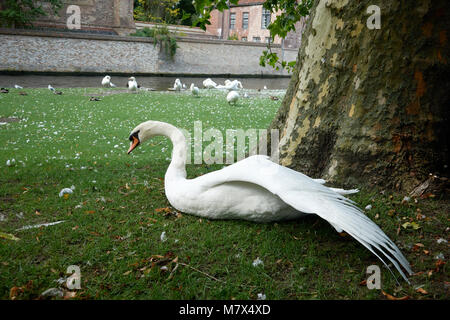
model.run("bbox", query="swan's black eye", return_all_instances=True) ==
[129,130,140,141]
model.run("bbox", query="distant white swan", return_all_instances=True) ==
[102,75,111,87]
[127,77,138,92]
[203,78,217,89]
[226,91,239,105]
[48,84,55,92]
[190,83,199,96]
[14,84,23,89]
[126,120,414,283]
[217,79,243,91]
[174,79,182,91]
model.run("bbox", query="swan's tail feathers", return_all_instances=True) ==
[329,188,359,195]
[281,191,413,283]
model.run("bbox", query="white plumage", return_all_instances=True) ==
[14,84,23,89]
[226,91,239,105]
[48,84,55,92]
[217,79,243,91]
[190,83,199,96]
[173,79,182,91]
[203,78,217,89]
[127,121,414,283]
[101,75,111,87]
[127,77,138,92]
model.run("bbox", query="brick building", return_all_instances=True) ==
[206,0,307,48]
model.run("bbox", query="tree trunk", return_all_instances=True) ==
[270,0,450,191]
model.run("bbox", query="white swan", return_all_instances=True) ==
[127,77,138,92]
[127,120,413,283]
[102,75,111,87]
[226,91,239,105]
[174,79,182,91]
[217,80,243,91]
[203,78,217,89]
[190,83,199,96]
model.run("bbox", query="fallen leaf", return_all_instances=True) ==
[421,192,435,199]
[402,222,421,230]
[123,270,132,276]
[10,286,23,300]
[416,287,428,295]
[382,290,410,300]
[435,259,446,272]
[359,280,367,286]
[155,207,171,214]
[0,232,20,241]
[84,210,95,214]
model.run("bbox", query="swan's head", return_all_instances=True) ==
[128,77,136,81]
[104,75,110,80]
[127,120,158,154]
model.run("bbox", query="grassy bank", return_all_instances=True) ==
[0,88,448,299]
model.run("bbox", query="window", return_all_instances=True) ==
[261,8,271,29]
[230,13,236,29]
[265,37,271,43]
[242,12,249,29]
[241,37,247,41]
[253,36,261,42]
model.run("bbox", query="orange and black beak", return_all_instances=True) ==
[127,132,140,154]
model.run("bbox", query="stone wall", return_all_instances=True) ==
[0,29,297,77]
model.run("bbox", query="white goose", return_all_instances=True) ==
[127,120,413,283]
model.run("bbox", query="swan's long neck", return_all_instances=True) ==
[153,122,187,182]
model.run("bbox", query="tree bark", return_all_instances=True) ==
[270,0,450,191]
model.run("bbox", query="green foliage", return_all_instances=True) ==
[227,32,239,41]
[189,0,313,73]
[130,25,179,59]
[0,0,62,28]
[134,0,180,24]
[134,0,198,26]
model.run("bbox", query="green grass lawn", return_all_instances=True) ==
[0,88,448,300]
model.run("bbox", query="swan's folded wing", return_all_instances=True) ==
[194,155,413,282]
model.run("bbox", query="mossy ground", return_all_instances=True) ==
[0,88,448,299]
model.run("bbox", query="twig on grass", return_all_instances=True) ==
[178,262,225,283]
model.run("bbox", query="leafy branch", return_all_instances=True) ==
[188,0,313,72]
[130,25,179,59]
[0,0,63,28]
